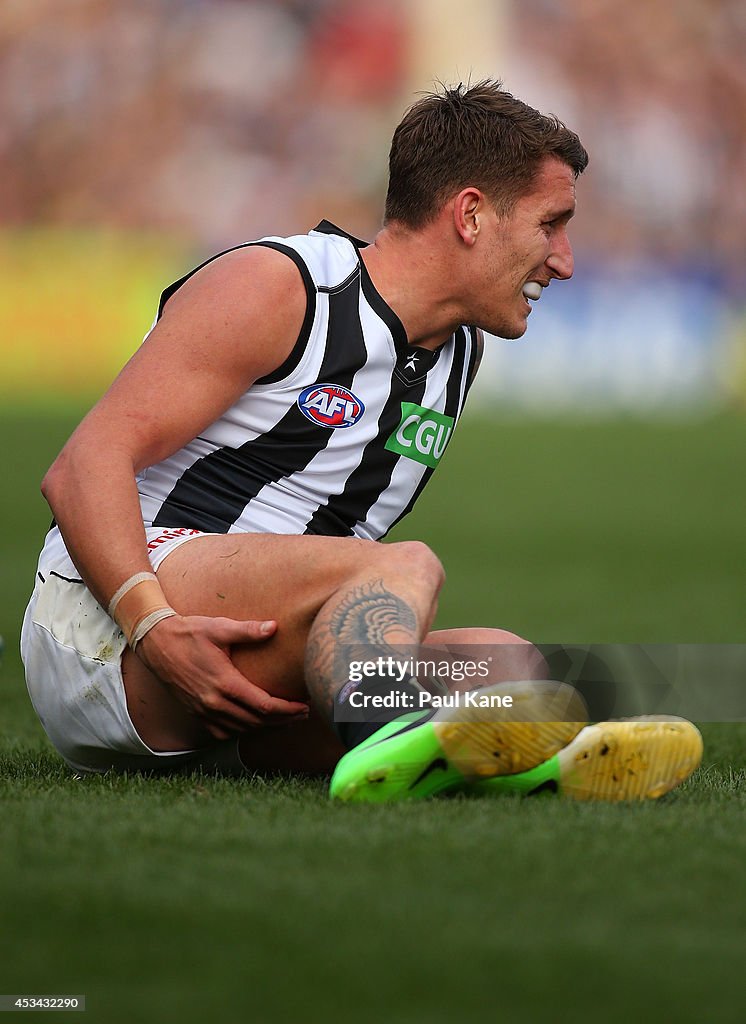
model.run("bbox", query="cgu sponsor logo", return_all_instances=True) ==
[385,402,455,468]
[297,383,365,428]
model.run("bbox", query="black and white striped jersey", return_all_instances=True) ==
[137,221,481,541]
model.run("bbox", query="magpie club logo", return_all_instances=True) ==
[297,384,365,428]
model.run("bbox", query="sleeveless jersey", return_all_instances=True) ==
[137,221,480,541]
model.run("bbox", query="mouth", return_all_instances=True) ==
[522,281,544,302]
[521,281,545,317]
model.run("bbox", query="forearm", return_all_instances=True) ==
[42,441,159,612]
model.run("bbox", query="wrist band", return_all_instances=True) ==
[130,607,178,652]
[108,572,158,618]
[107,572,176,650]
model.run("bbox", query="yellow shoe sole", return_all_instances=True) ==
[435,679,588,778]
[556,717,703,801]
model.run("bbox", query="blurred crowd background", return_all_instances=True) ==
[1,0,745,409]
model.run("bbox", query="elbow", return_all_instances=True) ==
[40,453,68,511]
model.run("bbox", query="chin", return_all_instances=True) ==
[475,306,529,340]
[490,321,528,341]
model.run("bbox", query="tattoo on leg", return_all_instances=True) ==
[330,579,417,645]
[305,579,419,717]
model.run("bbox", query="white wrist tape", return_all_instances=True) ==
[129,607,178,652]
[107,572,158,618]
[107,571,176,650]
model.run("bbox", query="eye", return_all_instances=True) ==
[542,211,574,231]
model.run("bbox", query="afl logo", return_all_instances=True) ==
[297,384,365,428]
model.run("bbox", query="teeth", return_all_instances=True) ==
[522,282,543,301]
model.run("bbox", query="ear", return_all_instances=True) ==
[452,188,484,246]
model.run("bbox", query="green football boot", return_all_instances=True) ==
[329,679,588,803]
[468,717,703,801]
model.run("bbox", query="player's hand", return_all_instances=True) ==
[135,614,309,739]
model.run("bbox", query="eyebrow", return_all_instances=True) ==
[544,206,576,224]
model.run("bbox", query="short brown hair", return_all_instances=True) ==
[384,79,588,227]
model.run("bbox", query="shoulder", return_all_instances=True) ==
[277,226,364,291]
[162,243,308,323]
[155,244,309,373]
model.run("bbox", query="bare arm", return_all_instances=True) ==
[42,245,311,736]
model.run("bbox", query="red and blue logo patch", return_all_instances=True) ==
[297,383,365,428]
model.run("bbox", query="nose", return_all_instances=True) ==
[546,229,574,281]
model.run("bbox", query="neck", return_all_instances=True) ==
[360,222,465,350]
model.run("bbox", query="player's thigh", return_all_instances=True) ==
[121,533,438,751]
[151,532,402,697]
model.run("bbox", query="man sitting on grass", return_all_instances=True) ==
[21,80,702,800]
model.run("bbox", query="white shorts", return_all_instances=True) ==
[20,525,244,776]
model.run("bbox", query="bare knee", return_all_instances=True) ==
[383,540,445,593]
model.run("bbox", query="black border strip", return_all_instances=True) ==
[318,266,361,295]
[252,242,317,385]
[313,219,370,250]
[358,257,409,352]
[48,570,84,585]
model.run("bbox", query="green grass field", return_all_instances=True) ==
[2,408,745,1023]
